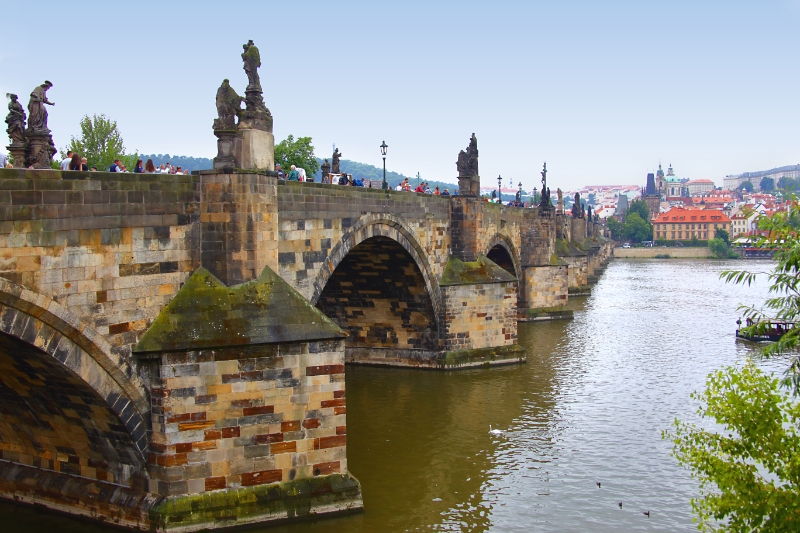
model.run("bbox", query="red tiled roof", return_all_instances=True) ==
[656,207,731,224]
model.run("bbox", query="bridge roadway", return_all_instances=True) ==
[0,167,611,530]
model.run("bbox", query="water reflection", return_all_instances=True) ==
[0,259,784,533]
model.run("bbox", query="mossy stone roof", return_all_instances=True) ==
[134,266,345,354]
[439,255,516,286]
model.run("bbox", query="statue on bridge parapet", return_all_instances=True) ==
[332,148,341,174]
[572,192,583,218]
[213,79,243,131]
[321,158,331,183]
[456,133,480,196]
[213,41,274,170]
[5,93,28,168]
[24,81,57,169]
[557,187,563,213]
[538,162,552,210]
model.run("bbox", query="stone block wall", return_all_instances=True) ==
[569,217,587,244]
[520,209,555,268]
[523,265,569,309]
[0,168,200,388]
[146,340,348,496]
[564,256,588,288]
[199,171,277,286]
[441,281,517,352]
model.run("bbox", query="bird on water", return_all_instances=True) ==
[489,425,503,436]
[596,482,601,488]
[618,502,623,509]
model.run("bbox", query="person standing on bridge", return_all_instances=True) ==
[287,165,299,181]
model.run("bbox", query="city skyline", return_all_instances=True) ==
[2,1,798,191]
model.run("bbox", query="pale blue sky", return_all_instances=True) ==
[2,1,798,191]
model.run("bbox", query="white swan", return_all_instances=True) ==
[489,425,503,436]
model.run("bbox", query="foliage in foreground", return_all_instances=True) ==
[664,362,800,532]
[721,196,800,391]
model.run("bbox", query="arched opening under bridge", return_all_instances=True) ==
[0,331,147,488]
[486,244,517,278]
[315,236,440,359]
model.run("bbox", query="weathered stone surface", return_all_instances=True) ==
[134,266,344,354]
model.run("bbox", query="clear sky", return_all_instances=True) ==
[2,1,798,191]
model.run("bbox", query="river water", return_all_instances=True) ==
[0,259,787,532]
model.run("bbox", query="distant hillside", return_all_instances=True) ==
[314,158,458,192]
[140,154,213,171]
[139,153,462,193]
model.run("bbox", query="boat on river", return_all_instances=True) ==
[735,319,796,342]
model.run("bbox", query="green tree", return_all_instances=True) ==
[739,181,754,193]
[760,176,775,193]
[62,114,136,171]
[607,216,622,240]
[708,238,728,258]
[777,176,797,191]
[715,228,730,244]
[722,196,800,389]
[627,199,651,222]
[664,361,800,532]
[274,135,319,177]
[621,212,651,243]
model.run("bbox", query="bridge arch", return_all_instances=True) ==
[0,278,150,465]
[309,214,442,322]
[485,233,521,279]
[310,215,442,356]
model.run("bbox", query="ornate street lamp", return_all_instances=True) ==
[518,181,523,205]
[533,186,538,205]
[380,141,388,190]
[497,175,502,203]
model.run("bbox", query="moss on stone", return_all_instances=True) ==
[441,344,525,367]
[148,473,362,530]
[439,255,516,286]
[134,266,345,354]
[555,238,587,257]
[525,306,574,320]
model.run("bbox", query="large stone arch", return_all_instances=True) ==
[309,214,442,324]
[0,277,149,460]
[484,233,521,279]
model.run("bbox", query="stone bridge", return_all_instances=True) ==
[0,166,611,530]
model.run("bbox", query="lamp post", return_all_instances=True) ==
[416,172,421,188]
[533,186,538,205]
[497,175,502,203]
[518,182,523,206]
[380,141,388,190]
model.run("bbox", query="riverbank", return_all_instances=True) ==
[613,247,712,258]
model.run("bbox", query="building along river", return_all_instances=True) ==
[0,258,786,532]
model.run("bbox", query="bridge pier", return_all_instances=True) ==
[134,266,362,531]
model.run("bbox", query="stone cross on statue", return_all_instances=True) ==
[541,162,547,192]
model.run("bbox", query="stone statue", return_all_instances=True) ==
[332,148,341,174]
[321,159,331,182]
[214,79,243,130]
[456,133,479,177]
[541,162,548,191]
[572,193,582,218]
[242,40,261,90]
[26,81,54,133]
[5,94,26,145]
[557,188,563,212]
[587,204,592,221]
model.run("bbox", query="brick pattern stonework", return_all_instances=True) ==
[523,265,569,308]
[146,341,347,496]
[442,282,517,352]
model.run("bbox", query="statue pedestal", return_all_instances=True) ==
[25,131,56,169]
[5,144,27,169]
[238,128,274,171]
[213,130,242,170]
[457,175,480,197]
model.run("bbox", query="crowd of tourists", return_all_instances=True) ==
[52,151,191,174]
